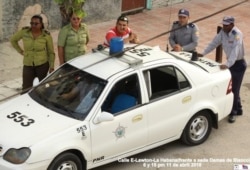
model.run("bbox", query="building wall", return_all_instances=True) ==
[84,0,121,24]
[152,0,188,8]
[0,0,187,42]
[1,0,61,41]
[0,0,2,40]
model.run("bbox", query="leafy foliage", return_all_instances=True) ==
[54,0,87,26]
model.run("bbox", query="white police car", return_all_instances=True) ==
[0,44,233,170]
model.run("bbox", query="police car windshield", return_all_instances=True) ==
[30,64,107,120]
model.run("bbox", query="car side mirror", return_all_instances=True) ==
[94,111,114,124]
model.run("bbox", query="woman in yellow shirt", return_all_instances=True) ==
[57,11,90,65]
[10,15,55,94]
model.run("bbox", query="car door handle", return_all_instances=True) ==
[182,96,192,104]
[132,114,143,123]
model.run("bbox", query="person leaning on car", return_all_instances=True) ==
[168,9,199,52]
[199,16,247,123]
[104,15,139,47]
[10,15,55,94]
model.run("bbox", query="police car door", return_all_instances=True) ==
[143,64,194,143]
[90,73,147,164]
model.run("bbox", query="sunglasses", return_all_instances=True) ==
[119,17,128,22]
[30,22,40,26]
[72,17,81,21]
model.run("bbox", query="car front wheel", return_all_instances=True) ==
[181,111,212,146]
[48,152,84,170]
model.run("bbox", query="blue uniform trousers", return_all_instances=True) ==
[229,59,247,115]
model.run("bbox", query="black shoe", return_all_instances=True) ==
[228,115,236,123]
[237,110,243,116]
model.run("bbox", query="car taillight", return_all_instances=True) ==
[226,79,232,94]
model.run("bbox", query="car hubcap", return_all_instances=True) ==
[189,116,208,141]
[57,161,78,170]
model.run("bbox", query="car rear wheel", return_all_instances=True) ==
[181,111,212,146]
[48,152,84,170]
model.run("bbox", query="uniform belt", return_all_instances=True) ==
[28,49,46,52]
[235,59,245,64]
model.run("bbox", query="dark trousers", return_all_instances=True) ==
[22,62,49,93]
[229,59,247,115]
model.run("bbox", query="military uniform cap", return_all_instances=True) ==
[178,9,189,17]
[222,16,235,25]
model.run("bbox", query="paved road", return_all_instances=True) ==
[0,0,250,169]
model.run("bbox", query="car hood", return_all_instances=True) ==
[0,94,81,152]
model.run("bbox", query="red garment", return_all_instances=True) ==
[104,27,132,47]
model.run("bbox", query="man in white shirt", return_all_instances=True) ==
[201,16,247,123]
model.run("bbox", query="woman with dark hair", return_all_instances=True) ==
[104,15,139,47]
[57,11,90,65]
[10,15,55,94]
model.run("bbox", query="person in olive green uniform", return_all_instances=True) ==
[58,11,90,65]
[10,15,55,94]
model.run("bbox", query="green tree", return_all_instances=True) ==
[54,0,87,27]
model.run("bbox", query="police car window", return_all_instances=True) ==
[101,74,140,115]
[144,65,190,100]
[144,70,152,98]
[175,68,191,89]
[30,64,107,120]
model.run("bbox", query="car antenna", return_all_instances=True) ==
[105,0,248,58]
[131,0,248,50]
[0,0,248,103]
[166,0,174,52]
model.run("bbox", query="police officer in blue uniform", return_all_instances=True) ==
[169,9,199,52]
[201,16,247,123]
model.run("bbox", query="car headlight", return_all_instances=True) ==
[3,147,31,164]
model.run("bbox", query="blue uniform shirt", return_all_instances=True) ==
[202,26,245,68]
[169,21,199,52]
